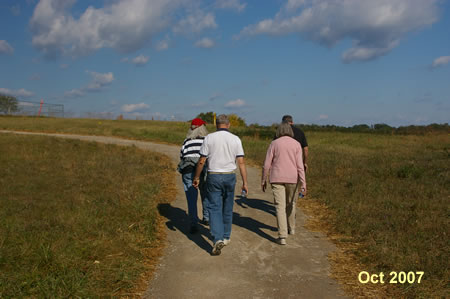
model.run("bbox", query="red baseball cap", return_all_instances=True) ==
[191,118,206,127]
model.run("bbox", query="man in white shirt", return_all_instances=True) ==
[193,114,248,256]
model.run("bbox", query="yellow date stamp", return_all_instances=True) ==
[358,271,424,284]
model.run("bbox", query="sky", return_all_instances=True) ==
[0,0,449,126]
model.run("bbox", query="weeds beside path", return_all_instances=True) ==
[1,130,350,298]
[0,132,176,297]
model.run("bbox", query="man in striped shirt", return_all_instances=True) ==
[178,118,210,233]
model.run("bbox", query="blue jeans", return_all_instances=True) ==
[182,170,209,226]
[206,173,236,243]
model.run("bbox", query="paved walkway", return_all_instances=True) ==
[1,130,347,299]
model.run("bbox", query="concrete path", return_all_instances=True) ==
[1,130,348,299]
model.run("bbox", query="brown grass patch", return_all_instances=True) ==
[299,197,401,299]
[122,161,178,298]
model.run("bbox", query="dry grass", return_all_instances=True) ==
[0,133,177,297]
[299,198,395,298]
[1,116,448,298]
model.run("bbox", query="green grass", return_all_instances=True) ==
[0,133,174,297]
[1,116,449,297]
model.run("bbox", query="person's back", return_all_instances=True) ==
[262,122,306,245]
[265,136,303,184]
[201,129,244,172]
[193,114,248,256]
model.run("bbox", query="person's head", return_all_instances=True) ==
[276,122,294,138]
[282,115,294,125]
[186,118,208,139]
[216,114,230,129]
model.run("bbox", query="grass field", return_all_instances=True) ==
[0,133,175,297]
[1,116,449,297]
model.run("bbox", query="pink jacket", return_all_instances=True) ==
[262,136,306,188]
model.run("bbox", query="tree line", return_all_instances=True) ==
[195,111,449,136]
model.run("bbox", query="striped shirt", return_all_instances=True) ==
[180,137,205,159]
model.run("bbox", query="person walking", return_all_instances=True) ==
[280,115,308,172]
[262,122,306,245]
[193,114,248,256]
[177,118,210,234]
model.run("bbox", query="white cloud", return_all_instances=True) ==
[237,0,440,62]
[225,98,246,108]
[156,37,170,51]
[64,89,85,98]
[30,74,41,80]
[0,40,14,55]
[29,0,183,58]
[195,37,215,48]
[0,88,35,98]
[209,92,221,101]
[215,0,247,13]
[431,56,450,68]
[121,102,150,113]
[85,71,114,91]
[318,114,329,120]
[64,71,114,98]
[173,10,217,35]
[11,4,21,16]
[131,54,149,66]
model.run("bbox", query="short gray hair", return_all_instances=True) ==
[216,114,229,125]
[276,122,294,138]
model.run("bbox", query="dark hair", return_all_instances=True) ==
[282,115,293,123]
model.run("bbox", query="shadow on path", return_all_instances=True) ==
[157,203,212,253]
[232,210,277,243]
[235,196,276,217]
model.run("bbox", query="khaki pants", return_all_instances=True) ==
[271,183,298,238]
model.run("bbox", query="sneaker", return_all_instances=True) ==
[189,225,198,234]
[277,238,287,245]
[211,241,225,255]
[223,238,231,246]
[199,219,209,226]
[288,229,295,235]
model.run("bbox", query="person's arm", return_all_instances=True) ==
[303,146,308,172]
[261,143,274,192]
[192,157,207,188]
[297,146,307,196]
[236,157,248,195]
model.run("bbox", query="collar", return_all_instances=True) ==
[217,128,230,132]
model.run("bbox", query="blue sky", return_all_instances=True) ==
[1,0,449,126]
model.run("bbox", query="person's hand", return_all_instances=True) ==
[192,177,200,189]
[261,181,267,192]
[300,187,307,197]
[242,183,248,194]
[304,163,308,173]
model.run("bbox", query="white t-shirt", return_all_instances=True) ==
[199,129,244,172]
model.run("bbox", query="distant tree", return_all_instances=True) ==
[373,123,393,133]
[196,111,214,124]
[0,94,18,115]
[228,113,246,127]
[352,124,370,132]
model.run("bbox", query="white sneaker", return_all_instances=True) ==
[223,238,231,246]
[288,229,295,235]
[212,241,225,255]
[277,238,287,245]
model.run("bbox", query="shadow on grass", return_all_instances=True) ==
[157,203,212,253]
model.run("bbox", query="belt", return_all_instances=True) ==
[208,171,235,174]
